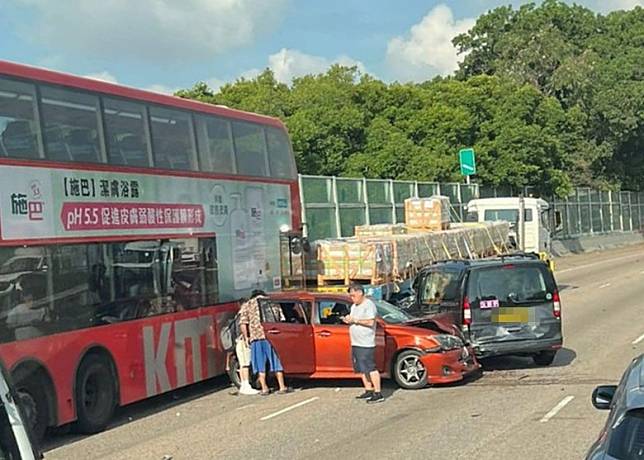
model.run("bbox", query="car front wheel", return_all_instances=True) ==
[393,350,428,389]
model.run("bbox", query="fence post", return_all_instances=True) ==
[298,174,308,237]
[389,179,396,224]
[331,176,341,238]
[363,177,370,226]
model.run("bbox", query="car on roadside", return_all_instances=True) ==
[410,253,563,366]
[586,353,644,460]
[229,292,480,390]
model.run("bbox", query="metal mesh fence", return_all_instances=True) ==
[300,175,643,241]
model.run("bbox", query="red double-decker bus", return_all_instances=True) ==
[0,60,301,439]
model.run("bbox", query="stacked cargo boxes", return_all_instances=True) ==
[316,238,393,286]
[404,196,450,231]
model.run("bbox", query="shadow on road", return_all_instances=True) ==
[558,284,579,292]
[290,377,401,399]
[42,375,231,453]
[480,347,577,371]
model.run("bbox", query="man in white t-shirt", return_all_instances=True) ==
[342,283,384,404]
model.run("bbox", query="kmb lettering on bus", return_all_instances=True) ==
[142,315,216,397]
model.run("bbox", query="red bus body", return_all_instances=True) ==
[0,60,300,435]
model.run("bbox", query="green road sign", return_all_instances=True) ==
[459,148,476,176]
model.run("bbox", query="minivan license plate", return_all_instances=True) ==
[493,307,530,323]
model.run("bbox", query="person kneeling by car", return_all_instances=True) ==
[239,290,292,396]
[343,283,385,404]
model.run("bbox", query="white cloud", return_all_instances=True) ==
[15,0,288,63]
[266,48,367,84]
[386,4,476,81]
[583,0,643,12]
[83,71,118,84]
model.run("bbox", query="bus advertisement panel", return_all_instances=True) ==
[0,164,293,296]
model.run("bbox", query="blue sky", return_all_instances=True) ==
[0,0,641,94]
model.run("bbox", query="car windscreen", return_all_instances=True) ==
[483,208,533,222]
[467,264,554,305]
[373,300,415,324]
[607,408,644,460]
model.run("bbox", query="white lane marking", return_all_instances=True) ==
[633,333,644,345]
[540,396,575,423]
[260,397,319,421]
[557,253,644,274]
[599,283,611,289]
[236,404,256,411]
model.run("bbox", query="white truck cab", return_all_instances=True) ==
[465,197,558,254]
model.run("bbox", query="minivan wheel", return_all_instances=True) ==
[533,350,557,366]
[394,350,428,389]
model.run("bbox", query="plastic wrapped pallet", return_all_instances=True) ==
[404,196,450,231]
[355,224,407,238]
[316,238,393,285]
[364,235,416,280]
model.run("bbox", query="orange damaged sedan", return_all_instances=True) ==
[240,291,480,389]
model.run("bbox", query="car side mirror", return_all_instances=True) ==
[592,385,617,410]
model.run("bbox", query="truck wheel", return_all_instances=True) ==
[532,350,557,366]
[13,368,50,442]
[75,355,117,434]
[393,350,428,389]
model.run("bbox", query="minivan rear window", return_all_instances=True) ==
[467,265,553,304]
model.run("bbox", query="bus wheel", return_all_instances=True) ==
[13,368,50,442]
[227,354,260,390]
[75,355,117,434]
[227,354,242,388]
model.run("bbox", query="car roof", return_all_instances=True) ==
[422,254,547,272]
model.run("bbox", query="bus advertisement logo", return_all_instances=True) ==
[10,180,45,221]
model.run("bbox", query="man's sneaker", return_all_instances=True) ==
[366,392,385,404]
[355,390,373,400]
[239,384,260,396]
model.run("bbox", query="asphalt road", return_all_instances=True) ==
[44,244,644,460]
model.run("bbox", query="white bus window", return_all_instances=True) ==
[232,121,267,177]
[266,127,295,179]
[40,85,102,163]
[0,77,40,159]
[195,115,235,174]
[103,98,150,167]
[149,106,195,171]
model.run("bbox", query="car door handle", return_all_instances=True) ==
[317,331,331,337]
[267,329,281,335]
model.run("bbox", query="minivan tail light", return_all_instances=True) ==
[463,296,471,326]
[553,291,561,319]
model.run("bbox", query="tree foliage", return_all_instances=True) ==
[177,1,643,196]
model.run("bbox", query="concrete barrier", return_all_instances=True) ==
[551,232,644,257]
